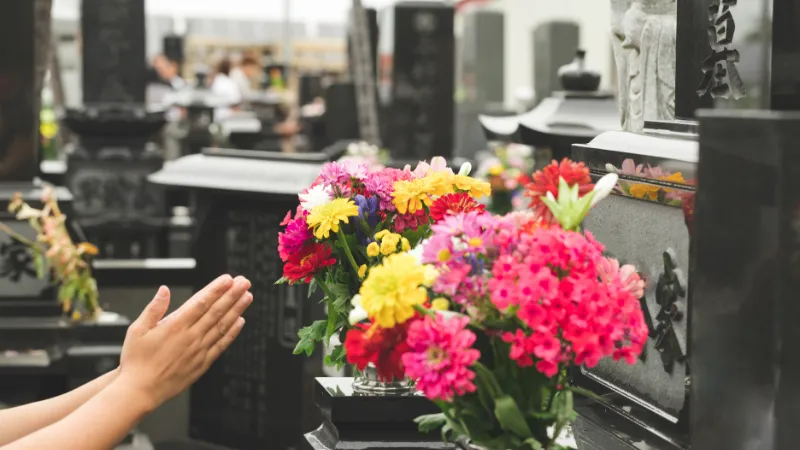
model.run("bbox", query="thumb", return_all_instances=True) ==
[134,286,171,332]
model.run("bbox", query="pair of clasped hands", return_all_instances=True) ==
[121,274,253,408]
[0,274,252,450]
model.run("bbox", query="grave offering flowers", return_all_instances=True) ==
[476,145,534,215]
[606,158,689,206]
[344,159,649,449]
[0,187,100,320]
[276,157,491,369]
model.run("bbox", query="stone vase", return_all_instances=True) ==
[351,363,415,395]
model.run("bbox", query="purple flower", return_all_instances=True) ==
[353,194,380,243]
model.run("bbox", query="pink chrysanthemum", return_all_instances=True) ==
[402,314,481,402]
[278,209,313,262]
[363,168,413,212]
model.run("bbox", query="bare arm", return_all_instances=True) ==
[1,379,152,450]
[0,368,120,446]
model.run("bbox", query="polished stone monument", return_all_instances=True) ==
[379,2,455,165]
[691,109,800,450]
[63,0,168,259]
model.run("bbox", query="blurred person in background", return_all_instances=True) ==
[230,56,261,100]
[210,58,242,121]
[152,54,185,91]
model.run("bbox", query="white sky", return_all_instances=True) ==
[53,0,397,22]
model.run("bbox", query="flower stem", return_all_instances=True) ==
[315,275,337,300]
[336,230,361,275]
[0,222,43,249]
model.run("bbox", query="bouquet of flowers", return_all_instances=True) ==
[277,157,491,369]
[0,187,100,320]
[476,145,534,215]
[344,159,649,449]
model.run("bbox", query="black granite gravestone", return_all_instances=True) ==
[81,0,147,105]
[676,0,773,116]
[0,0,37,182]
[64,0,168,259]
[149,149,327,450]
[379,2,455,165]
[691,109,800,450]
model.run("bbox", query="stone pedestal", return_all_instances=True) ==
[149,148,330,450]
[304,378,450,450]
[62,107,168,259]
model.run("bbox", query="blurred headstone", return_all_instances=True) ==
[533,21,579,107]
[379,2,455,165]
[81,0,146,105]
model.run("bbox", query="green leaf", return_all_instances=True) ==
[415,413,447,433]
[324,343,347,369]
[33,252,46,279]
[308,278,318,297]
[274,277,289,285]
[523,437,544,450]
[494,395,533,439]
[293,320,327,356]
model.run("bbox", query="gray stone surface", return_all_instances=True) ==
[582,194,689,419]
[533,21,579,105]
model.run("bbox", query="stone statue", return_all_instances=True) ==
[610,0,676,132]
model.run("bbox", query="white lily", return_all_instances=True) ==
[458,161,472,176]
[348,294,368,325]
[591,173,619,206]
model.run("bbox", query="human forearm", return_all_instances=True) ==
[2,378,153,450]
[0,368,119,445]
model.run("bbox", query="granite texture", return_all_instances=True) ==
[582,195,690,419]
[691,110,800,449]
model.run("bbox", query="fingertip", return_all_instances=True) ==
[219,274,234,287]
[157,285,170,298]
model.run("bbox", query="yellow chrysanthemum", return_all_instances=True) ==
[431,297,450,311]
[453,175,492,199]
[375,230,391,240]
[401,237,411,252]
[358,264,367,279]
[392,178,434,214]
[367,242,380,257]
[359,253,429,328]
[380,233,402,256]
[306,198,359,239]
[423,171,456,196]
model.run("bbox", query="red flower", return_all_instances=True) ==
[429,193,487,222]
[283,243,336,284]
[525,159,594,222]
[345,320,414,382]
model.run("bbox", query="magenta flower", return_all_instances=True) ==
[278,209,313,263]
[363,168,413,212]
[402,314,481,402]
